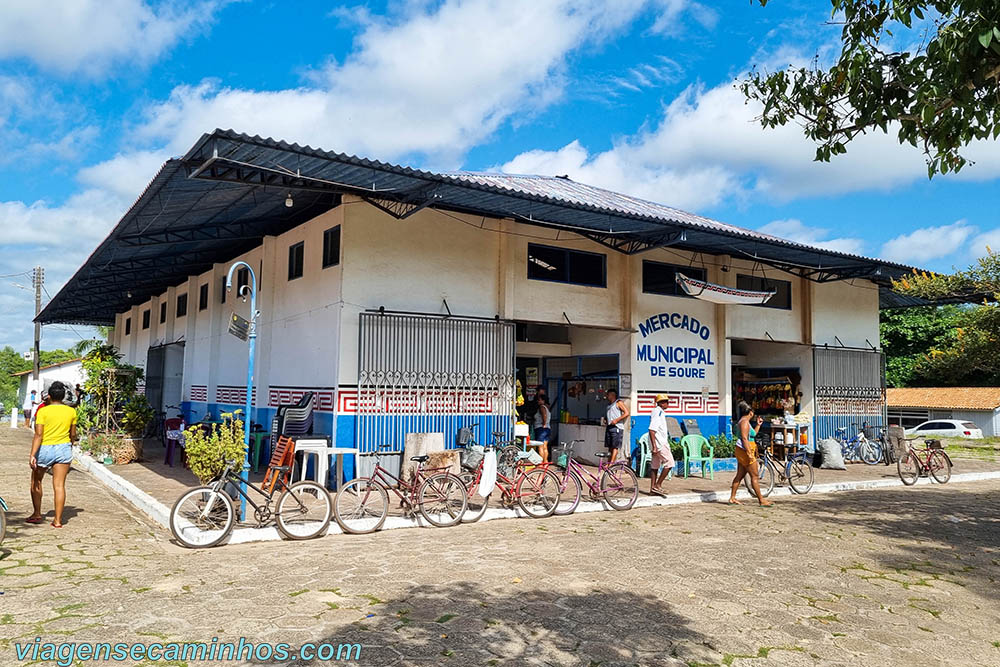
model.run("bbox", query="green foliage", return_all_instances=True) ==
[120,394,154,437]
[184,420,247,483]
[0,345,79,413]
[708,434,737,459]
[80,345,143,433]
[880,306,963,386]
[743,1,1000,177]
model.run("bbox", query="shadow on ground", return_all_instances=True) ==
[301,581,708,666]
[782,484,1000,599]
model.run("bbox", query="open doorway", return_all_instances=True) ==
[145,342,185,415]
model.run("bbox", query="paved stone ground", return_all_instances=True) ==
[1,428,999,666]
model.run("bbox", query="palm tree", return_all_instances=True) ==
[72,326,113,357]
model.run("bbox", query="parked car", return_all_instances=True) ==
[905,419,983,439]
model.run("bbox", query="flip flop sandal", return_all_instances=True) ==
[24,517,44,524]
[50,522,63,528]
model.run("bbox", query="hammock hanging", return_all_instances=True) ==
[675,272,775,305]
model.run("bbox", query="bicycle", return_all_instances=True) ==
[897,439,952,485]
[457,442,562,523]
[548,440,639,515]
[744,441,814,496]
[835,423,882,465]
[0,494,7,546]
[333,447,468,534]
[169,457,332,548]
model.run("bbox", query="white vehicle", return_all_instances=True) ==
[905,419,984,439]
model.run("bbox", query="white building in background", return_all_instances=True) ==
[39,130,919,478]
[13,358,85,413]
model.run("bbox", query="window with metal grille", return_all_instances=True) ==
[176,293,188,318]
[736,274,792,309]
[199,283,209,311]
[322,226,341,268]
[141,309,150,330]
[159,301,166,323]
[642,261,706,297]
[288,241,304,280]
[527,243,606,288]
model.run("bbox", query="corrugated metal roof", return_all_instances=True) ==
[887,387,1000,411]
[38,128,929,325]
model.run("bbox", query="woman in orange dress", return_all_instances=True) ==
[728,401,773,507]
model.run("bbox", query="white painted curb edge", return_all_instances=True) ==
[74,452,172,529]
[78,454,1000,547]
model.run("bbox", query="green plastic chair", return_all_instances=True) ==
[636,432,673,479]
[636,433,652,477]
[680,434,714,479]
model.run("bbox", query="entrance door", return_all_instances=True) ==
[144,343,185,415]
[813,347,885,439]
[357,313,515,468]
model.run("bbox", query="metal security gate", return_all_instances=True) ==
[813,347,886,440]
[356,312,516,470]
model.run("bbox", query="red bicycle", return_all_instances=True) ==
[333,447,467,534]
[458,443,562,523]
[897,439,952,485]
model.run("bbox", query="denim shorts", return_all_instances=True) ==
[36,443,73,468]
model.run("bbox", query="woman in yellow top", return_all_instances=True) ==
[727,401,773,507]
[27,381,77,527]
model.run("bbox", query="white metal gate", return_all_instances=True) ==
[356,312,516,465]
[813,347,886,439]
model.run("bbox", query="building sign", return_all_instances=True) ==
[636,311,715,380]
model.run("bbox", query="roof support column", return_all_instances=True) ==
[497,219,515,321]
[253,235,279,425]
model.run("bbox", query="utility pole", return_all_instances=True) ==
[32,266,43,386]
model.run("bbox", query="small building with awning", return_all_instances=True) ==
[38,129,923,466]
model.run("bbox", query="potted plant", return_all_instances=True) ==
[116,395,154,463]
[184,419,247,484]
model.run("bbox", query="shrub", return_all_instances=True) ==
[708,434,737,458]
[184,419,247,483]
[120,394,154,437]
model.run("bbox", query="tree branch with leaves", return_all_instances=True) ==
[742,1,1000,177]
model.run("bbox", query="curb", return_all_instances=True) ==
[77,455,1000,546]
[74,452,172,529]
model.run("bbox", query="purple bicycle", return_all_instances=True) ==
[549,440,639,514]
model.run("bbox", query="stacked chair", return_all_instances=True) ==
[268,392,315,445]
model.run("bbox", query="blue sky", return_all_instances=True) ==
[1,0,998,351]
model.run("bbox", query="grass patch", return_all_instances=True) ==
[360,594,385,605]
[435,614,457,624]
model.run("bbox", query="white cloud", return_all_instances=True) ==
[880,221,976,263]
[968,229,1000,259]
[757,219,865,255]
[0,0,227,76]
[77,150,171,201]
[650,0,718,35]
[126,0,649,165]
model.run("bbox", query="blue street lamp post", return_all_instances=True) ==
[226,261,258,520]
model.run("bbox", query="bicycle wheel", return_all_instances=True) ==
[928,450,952,484]
[458,472,490,523]
[601,464,639,510]
[859,439,882,465]
[897,451,920,486]
[743,460,767,495]
[787,457,814,494]
[275,481,333,540]
[334,478,389,534]
[417,473,468,528]
[554,470,582,516]
[0,507,6,547]
[170,486,235,549]
[516,467,561,518]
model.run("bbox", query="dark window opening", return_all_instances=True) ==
[176,293,188,318]
[736,274,792,309]
[288,241,304,280]
[322,226,341,268]
[199,283,209,311]
[124,317,131,336]
[159,301,166,323]
[237,267,249,293]
[527,243,606,288]
[220,276,227,304]
[642,261,707,297]
[141,309,150,330]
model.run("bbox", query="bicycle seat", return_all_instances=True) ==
[492,431,506,439]
[410,455,429,463]
[595,452,610,459]
[270,465,291,472]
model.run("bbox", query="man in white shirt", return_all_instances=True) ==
[648,394,675,496]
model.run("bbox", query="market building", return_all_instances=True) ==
[39,130,918,474]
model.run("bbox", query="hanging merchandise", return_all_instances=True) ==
[676,272,775,305]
